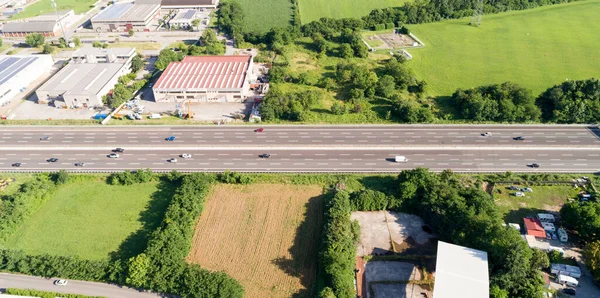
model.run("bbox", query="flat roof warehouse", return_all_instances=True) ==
[92,2,160,23]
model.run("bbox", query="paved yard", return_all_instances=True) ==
[363,261,426,298]
[10,100,105,120]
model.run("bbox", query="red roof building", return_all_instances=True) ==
[152,55,254,103]
[523,218,547,238]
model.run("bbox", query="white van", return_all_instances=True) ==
[557,228,568,242]
[149,113,162,119]
[557,274,578,287]
[395,156,408,163]
[538,213,556,223]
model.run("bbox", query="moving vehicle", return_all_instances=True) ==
[47,158,58,162]
[395,156,408,163]
[562,287,576,296]
[12,163,21,167]
[168,158,177,163]
[513,136,525,141]
[254,128,264,133]
[181,154,192,158]
[54,279,68,286]
[74,162,85,167]
[40,136,51,141]
[108,153,119,158]
[259,153,271,158]
[529,163,540,168]
[165,136,176,141]
[114,148,125,152]
[482,132,492,137]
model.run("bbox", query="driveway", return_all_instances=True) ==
[0,273,168,298]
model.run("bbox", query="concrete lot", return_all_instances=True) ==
[371,283,429,298]
[351,211,436,256]
[10,99,106,120]
[364,261,425,298]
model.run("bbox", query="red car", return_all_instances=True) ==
[254,128,264,133]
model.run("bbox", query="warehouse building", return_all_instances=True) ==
[153,55,255,103]
[433,241,489,298]
[91,2,160,32]
[0,10,74,37]
[36,48,135,108]
[0,55,53,106]
[160,0,218,10]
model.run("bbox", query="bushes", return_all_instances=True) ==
[107,169,156,185]
[349,189,389,211]
[219,170,255,184]
[560,201,600,242]
[5,289,103,298]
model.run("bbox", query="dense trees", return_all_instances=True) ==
[560,201,600,243]
[391,96,435,123]
[25,33,44,47]
[155,49,184,71]
[536,78,600,123]
[584,241,600,284]
[198,29,225,55]
[259,86,321,121]
[217,0,244,37]
[130,54,144,73]
[452,82,541,122]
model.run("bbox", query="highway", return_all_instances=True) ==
[0,125,598,173]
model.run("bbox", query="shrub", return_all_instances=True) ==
[219,170,254,184]
[107,169,155,185]
[386,22,395,29]
[331,102,347,115]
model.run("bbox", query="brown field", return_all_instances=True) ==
[187,184,324,298]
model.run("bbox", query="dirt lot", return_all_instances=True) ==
[187,184,324,298]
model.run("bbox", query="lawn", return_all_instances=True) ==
[233,0,292,33]
[493,184,579,223]
[298,0,408,23]
[9,0,96,20]
[187,184,324,298]
[4,178,171,260]
[107,42,162,51]
[408,0,600,96]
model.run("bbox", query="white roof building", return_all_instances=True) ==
[433,241,489,298]
[0,55,53,107]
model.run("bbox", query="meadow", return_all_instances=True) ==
[187,184,324,298]
[9,0,96,20]
[4,178,170,260]
[298,0,408,23]
[408,0,600,96]
[233,0,293,33]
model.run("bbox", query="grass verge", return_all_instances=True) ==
[233,0,293,33]
[298,0,408,23]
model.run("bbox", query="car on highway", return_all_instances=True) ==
[75,162,85,167]
[165,136,176,141]
[114,148,125,152]
[168,158,178,163]
[254,128,264,133]
[11,162,21,167]
[562,287,576,296]
[482,132,492,137]
[47,158,58,162]
[529,163,540,168]
[259,153,271,158]
[513,136,525,141]
[181,153,192,158]
[40,136,51,141]
[54,279,68,286]
[108,153,120,158]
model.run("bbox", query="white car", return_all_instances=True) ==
[181,153,192,158]
[514,192,525,197]
[54,279,68,286]
[108,153,120,158]
[522,187,533,192]
[168,158,178,163]
[482,132,492,137]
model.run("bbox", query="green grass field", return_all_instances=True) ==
[494,184,578,223]
[9,0,96,20]
[298,0,408,23]
[233,0,292,33]
[4,178,171,260]
[408,0,600,96]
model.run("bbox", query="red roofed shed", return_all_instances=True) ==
[523,218,546,238]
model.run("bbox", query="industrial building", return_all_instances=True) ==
[433,241,489,298]
[0,55,53,106]
[153,55,255,103]
[168,9,197,29]
[0,10,74,37]
[91,2,160,32]
[160,0,218,10]
[36,48,136,108]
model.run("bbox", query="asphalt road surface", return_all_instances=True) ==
[0,125,598,173]
[0,273,164,298]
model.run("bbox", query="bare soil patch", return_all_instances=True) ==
[187,184,324,298]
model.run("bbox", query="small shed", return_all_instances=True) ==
[524,217,547,238]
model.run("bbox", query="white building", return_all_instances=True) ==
[433,241,489,298]
[91,2,160,32]
[160,0,218,10]
[36,48,136,108]
[0,55,53,106]
[153,55,254,103]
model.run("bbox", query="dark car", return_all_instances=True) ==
[11,162,21,167]
[513,136,525,141]
[165,136,176,141]
[562,287,576,295]
[47,158,58,162]
[114,148,125,152]
[254,128,264,133]
[40,136,51,141]
[530,163,540,168]
[259,153,271,158]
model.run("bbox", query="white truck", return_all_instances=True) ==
[557,274,578,287]
[395,156,408,163]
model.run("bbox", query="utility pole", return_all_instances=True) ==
[470,0,484,27]
[51,0,70,46]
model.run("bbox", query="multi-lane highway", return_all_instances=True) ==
[0,125,598,173]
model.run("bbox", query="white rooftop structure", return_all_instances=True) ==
[0,55,53,107]
[433,241,489,298]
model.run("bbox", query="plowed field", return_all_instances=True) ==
[187,184,324,298]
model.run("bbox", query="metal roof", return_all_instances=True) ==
[154,55,251,90]
[1,20,56,33]
[433,241,489,298]
[0,56,38,85]
[161,0,215,6]
[173,9,196,21]
[93,3,159,22]
[524,217,547,238]
[38,63,126,96]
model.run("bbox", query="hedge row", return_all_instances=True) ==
[5,288,104,298]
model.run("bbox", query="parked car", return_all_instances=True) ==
[514,192,525,197]
[40,136,51,141]
[11,162,21,167]
[522,187,533,192]
[114,148,125,152]
[513,136,525,141]
[74,162,85,167]
[562,288,576,296]
[47,158,58,162]
[181,154,192,158]
[551,231,558,240]
[259,153,271,158]
[546,232,552,240]
[165,136,176,141]
[168,158,178,163]
[54,279,68,286]
[254,128,264,133]
[108,153,119,158]
[508,185,520,190]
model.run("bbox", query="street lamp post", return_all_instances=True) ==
[51,0,70,46]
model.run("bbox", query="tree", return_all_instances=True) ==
[128,29,134,37]
[190,19,200,31]
[155,49,183,71]
[42,43,54,54]
[217,1,244,36]
[130,54,144,73]
[73,37,81,47]
[58,37,67,48]
[382,59,414,90]
[584,241,600,284]
[25,33,44,47]
[536,78,600,123]
[330,102,346,115]
[126,253,149,287]
[376,75,396,98]
[54,170,69,185]
[560,201,600,242]
[339,43,354,58]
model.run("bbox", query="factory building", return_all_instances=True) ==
[91,2,160,32]
[0,55,53,106]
